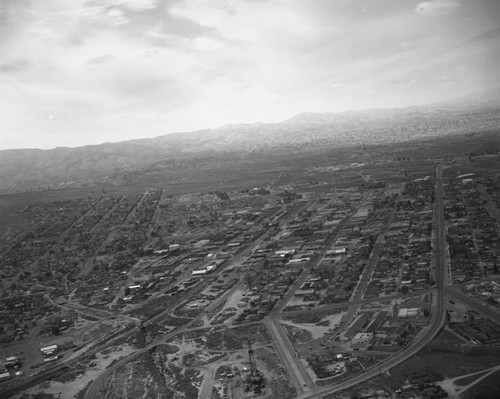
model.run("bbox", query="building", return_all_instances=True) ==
[351,332,374,350]
[0,370,10,380]
[341,313,370,341]
[40,344,58,357]
[4,356,20,369]
[397,307,420,319]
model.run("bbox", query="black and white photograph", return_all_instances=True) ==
[1,1,500,398]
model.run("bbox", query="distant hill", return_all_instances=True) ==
[1,101,499,194]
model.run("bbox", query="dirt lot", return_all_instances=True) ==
[281,312,344,340]
[84,323,293,399]
[100,344,200,399]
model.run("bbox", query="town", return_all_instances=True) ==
[1,141,500,399]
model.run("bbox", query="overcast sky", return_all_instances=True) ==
[1,0,499,150]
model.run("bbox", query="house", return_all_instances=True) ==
[341,313,370,341]
[351,332,374,350]
[0,370,10,380]
[40,344,58,357]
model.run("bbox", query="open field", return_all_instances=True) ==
[97,344,200,399]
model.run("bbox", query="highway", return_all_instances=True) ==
[434,164,448,290]
[264,318,314,393]
[265,265,317,393]
[80,164,499,399]
[293,164,449,398]
[264,201,409,397]
[263,209,359,395]
[9,166,498,399]
[292,165,498,399]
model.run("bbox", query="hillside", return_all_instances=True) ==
[1,102,499,194]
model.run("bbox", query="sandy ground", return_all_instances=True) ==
[206,286,254,324]
[281,313,345,340]
[200,348,285,399]
[223,287,246,309]
[169,334,201,356]
[15,344,136,399]
[170,330,285,399]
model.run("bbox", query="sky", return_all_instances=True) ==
[1,0,499,150]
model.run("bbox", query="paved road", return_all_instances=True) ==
[282,289,434,318]
[264,318,313,393]
[294,166,496,399]
[339,204,399,332]
[83,199,316,399]
[434,164,447,290]
[340,234,386,330]
[445,286,500,324]
[198,363,218,399]
[6,170,475,399]
[265,200,409,398]
[293,164,449,399]
[264,209,358,394]
[296,313,447,399]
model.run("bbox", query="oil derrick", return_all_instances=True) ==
[245,339,264,394]
[248,339,257,377]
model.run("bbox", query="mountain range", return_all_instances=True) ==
[1,100,499,194]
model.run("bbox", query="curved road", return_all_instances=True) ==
[294,164,449,398]
[7,168,476,399]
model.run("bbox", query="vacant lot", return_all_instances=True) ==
[99,344,200,399]
[282,312,344,340]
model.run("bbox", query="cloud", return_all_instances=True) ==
[1,0,499,150]
[84,0,159,13]
[106,8,129,26]
[0,59,32,73]
[415,0,461,14]
[87,54,114,66]
[112,0,159,12]
[167,0,318,46]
